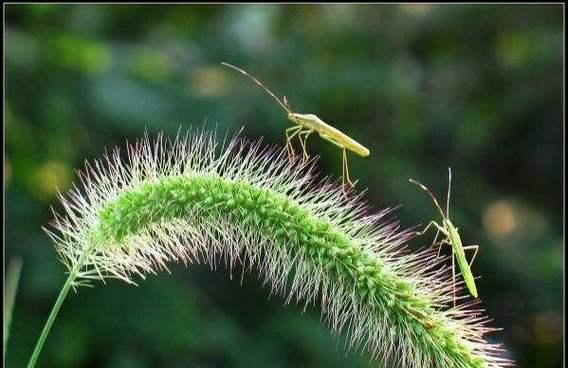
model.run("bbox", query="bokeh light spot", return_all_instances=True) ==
[532,312,563,345]
[192,66,229,97]
[131,50,172,82]
[495,32,533,68]
[229,6,277,56]
[483,200,517,239]
[32,161,72,200]
[51,35,111,74]
[5,159,12,185]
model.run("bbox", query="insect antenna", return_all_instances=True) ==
[409,178,447,218]
[222,62,292,114]
[446,167,452,218]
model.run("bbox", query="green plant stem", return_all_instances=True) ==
[26,249,92,368]
[4,257,23,353]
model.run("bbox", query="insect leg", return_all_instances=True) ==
[285,125,302,160]
[342,150,347,190]
[463,245,480,267]
[416,221,447,249]
[452,252,456,307]
[318,132,345,149]
[418,221,446,235]
[432,228,441,247]
[318,133,354,190]
[342,148,358,188]
[435,238,452,258]
[298,129,314,162]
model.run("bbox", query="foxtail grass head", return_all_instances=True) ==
[45,128,512,368]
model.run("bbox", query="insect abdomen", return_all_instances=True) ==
[447,222,478,298]
[318,121,370,157]
[456,255,478,298]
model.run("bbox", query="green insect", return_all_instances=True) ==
[409,168,480,305]
[221,62,369,189]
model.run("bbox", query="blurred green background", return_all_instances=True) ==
[5,4,563,368]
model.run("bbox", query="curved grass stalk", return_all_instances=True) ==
[26,248,93,368]
[29,129,512,368]
[4,257,23,353]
